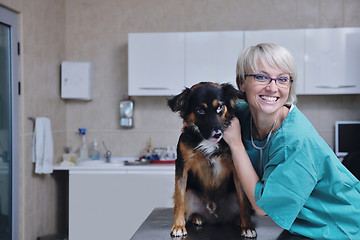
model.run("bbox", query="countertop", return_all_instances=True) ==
[131,208,309,240]
[53,158,175,174]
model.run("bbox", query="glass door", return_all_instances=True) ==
[0,6,19,240]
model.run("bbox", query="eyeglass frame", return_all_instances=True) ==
[245,74,293,87]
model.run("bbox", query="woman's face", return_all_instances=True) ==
[240,61,290,116]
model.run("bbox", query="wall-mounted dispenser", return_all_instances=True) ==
[61,61,94,100]
[120,95,134,128]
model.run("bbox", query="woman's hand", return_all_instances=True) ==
[224,117,243,148]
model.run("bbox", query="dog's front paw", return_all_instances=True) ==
[241,228,257,238]
[170,225,187,237]
[191,214,205,226]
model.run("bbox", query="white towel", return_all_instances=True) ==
[32,117,54,174]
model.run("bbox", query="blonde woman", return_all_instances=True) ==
[224,43,360,239]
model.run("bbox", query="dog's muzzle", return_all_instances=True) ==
[209,130,223,143]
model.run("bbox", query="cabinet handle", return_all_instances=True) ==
[138,87,172,90]
[316,85,356,89]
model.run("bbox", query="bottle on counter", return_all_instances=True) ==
[78,128,89,163]
[89,139,100,160]
[62,146,77,164]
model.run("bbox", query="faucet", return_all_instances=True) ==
[103,141,112,163]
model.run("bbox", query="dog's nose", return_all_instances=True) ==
[212,129,222,139]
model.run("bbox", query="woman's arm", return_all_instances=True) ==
[224,118,266,216]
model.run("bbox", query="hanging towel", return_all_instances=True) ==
[32,117,54,174]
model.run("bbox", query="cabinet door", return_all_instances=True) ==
[69,173,175,240]
[128,33,185,96]
[244,29,305,94]
[304,28,360,94]
[185,31,244,88]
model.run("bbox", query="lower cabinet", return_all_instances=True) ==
[69,172,175,240]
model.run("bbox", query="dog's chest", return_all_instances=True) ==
[196,156,229,189]
[195,140,227,179]
[196,140,220,156]
[206,156,223,178]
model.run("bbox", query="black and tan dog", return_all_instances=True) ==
[168,82,256,238]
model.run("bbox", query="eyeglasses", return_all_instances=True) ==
[245,74,293,87]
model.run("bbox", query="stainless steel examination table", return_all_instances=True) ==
[131,208,310,240]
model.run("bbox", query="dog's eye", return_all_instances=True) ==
[196,109,205,115]
[216,105,224,114]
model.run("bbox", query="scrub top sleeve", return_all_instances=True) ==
[255,146,318,230]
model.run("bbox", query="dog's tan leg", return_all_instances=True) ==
[171,173,188,237]
[233,174,257,238]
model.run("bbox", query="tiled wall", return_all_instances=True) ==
[0,0,66,239]
[1,0,360,239]
[64,0,360,157]
[298,95,360,149]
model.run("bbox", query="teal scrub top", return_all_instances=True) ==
[236,102,360,239]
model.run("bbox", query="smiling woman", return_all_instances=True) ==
[237,43,297,106]
[237,64,290,144]
[223,43,360,239]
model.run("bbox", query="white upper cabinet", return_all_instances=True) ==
[129,31,243,96]
[128,28,360,96]
[185,31,244,88]
[304,28,360,94]
[128,33,185,96]
[244,29,305,94]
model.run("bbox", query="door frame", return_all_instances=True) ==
[0,5,19,240]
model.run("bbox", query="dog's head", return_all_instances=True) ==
[168,82,242,143]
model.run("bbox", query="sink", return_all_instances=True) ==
[76,157,138,167]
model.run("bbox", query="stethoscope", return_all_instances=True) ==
[250,117,278,176]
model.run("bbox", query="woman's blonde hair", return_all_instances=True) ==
[236,43,297,105]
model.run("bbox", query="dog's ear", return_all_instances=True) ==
[167,88,191,117]
[221,83,243,101]
[221,83,242,115]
